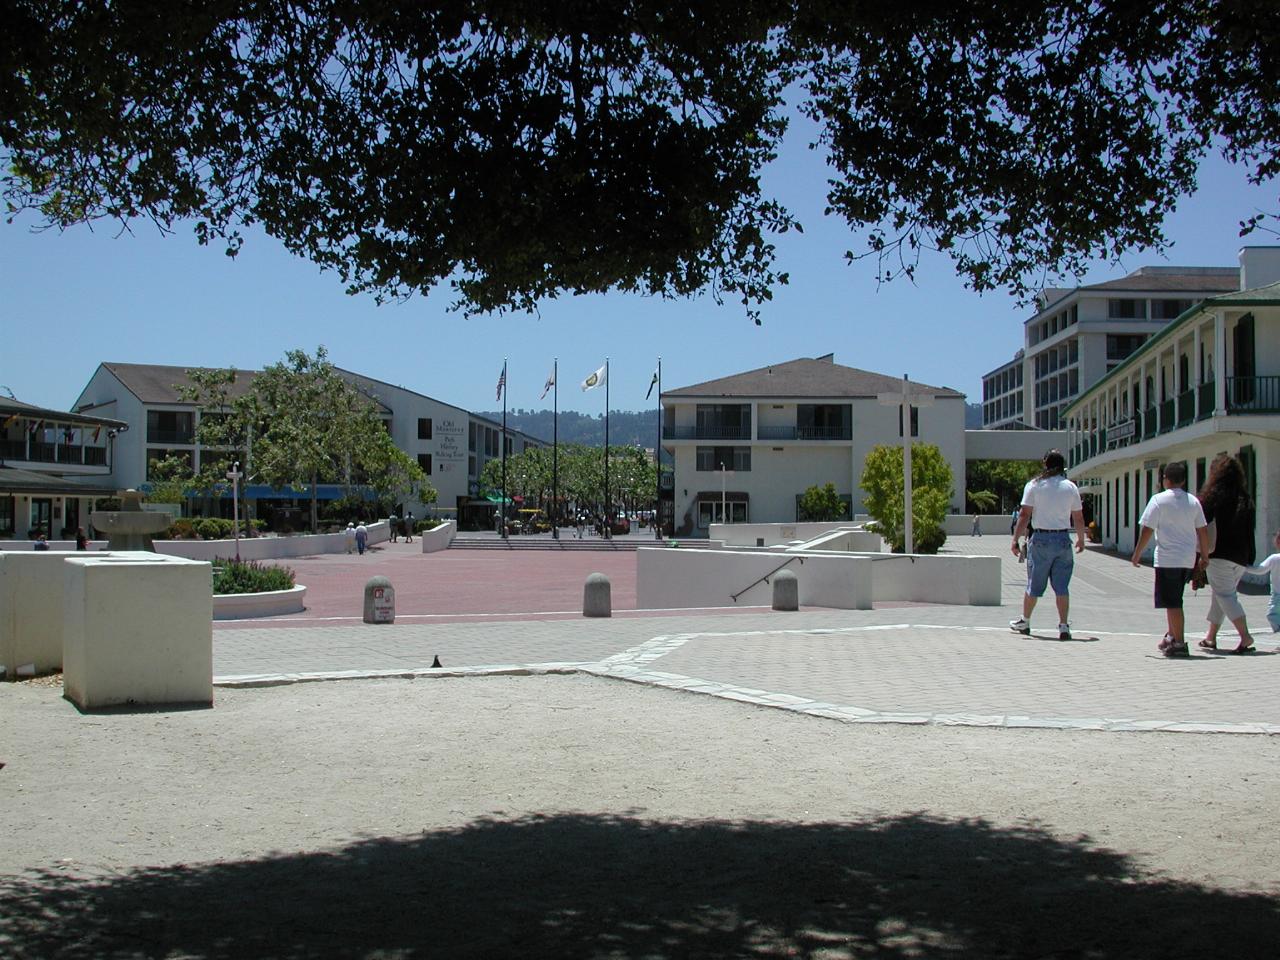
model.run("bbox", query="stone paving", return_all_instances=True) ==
[215,535,1280,735]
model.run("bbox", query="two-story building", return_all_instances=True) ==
[0,396,127,539]
[1063,248,1280,558]
[983,265,1242,431]
[71,363,546,525]
[660,355,967,535]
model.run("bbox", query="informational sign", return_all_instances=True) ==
[371,585,395,623]
[1109,419,1135,443]
[435,417,466,474]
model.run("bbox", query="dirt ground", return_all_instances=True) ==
[2,675,1278,958]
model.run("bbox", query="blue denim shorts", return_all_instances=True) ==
[1026,531,1074,597]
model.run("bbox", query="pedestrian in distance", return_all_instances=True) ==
[1196,454,1257,654]
[1247,529,1280,635]
[388,511,399,543]
[1009,449,1088,640]
[344,522,356,554]
[971,514,981,536]
[1130,461,1210,658]
[355,522,368,556]
[75,527,88,551]
[404,510,414,543]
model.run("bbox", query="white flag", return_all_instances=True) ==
[581,363,606,392]
[539,366,556,400]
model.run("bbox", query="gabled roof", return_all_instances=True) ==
[100,362,261,405]
[1,397,127,429]
[662,357,963,400]
[99,362,392,414]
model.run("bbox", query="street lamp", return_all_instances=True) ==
[226,461,243,562]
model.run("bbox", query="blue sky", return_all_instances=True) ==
[2,117,1274,418]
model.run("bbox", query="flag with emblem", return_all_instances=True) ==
[581,363,606,392]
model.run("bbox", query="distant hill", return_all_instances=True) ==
[484,402,987,443]
[475,409,659,447]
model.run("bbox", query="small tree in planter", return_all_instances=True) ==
[797,482,847,522]
[860,442,953,553]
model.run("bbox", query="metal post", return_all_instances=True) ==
[228,460,243,562]
[720,462,727,526]
[902,374,913,555]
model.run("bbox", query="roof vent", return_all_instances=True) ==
[816,353,835,363]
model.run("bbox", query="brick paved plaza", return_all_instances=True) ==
[215,535,1280,734]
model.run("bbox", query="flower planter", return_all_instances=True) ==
[212,584,307,620]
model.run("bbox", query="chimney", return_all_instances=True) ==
[1239,246,1280,290]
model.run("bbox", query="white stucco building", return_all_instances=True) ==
[1063,248,1280,559]
[71,362,545,525]
[0,396,126,540]
[982,264,1242,430]
[660,355,968,535]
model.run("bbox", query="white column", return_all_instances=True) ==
[1193,322,1203,419]
[1213,310,1227,414]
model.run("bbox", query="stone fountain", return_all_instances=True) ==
[89,489,172,551]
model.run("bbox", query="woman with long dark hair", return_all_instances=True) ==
[1197,454,1257,653]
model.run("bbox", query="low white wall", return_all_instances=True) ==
[0,540,108,551]
[942,515,1013,536]
[0,551,74,674]
[710,521,864,547]
[637,547,874,610]
[62,552,213,709]
[155,521,390,561]
[213,584,307,620]
[420,520,456,553]
[790,529,884,553]
[636,547,1001,610]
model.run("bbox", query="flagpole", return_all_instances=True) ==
[655,357,662,540]
[552,358,559,540]
[604,357,610,539]
[501,358,508,540]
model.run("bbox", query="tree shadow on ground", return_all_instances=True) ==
[1,813,1275,958]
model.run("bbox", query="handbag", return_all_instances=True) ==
[1191,558,1208,591]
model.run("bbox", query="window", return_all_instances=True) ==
[1106,333,1146,361]
[696,446,750,471]
[146,410,194,444]
[468,454,476,477]
[1152,299,1192,320]
[418,454,432,474]
[1068,339,1078,363]
[897,406,919,437]
[417,418,433,440]
[698,500,748,527]
[469,423,476,452]
[0,495,12,536]
[1108,299,1147,319]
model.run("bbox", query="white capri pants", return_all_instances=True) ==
[1206,558,1248,624]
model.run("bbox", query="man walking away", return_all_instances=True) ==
[404,511,414,543]
[1009,450,1088,640]
[1130,462,1210,658]
[388,511,399,543]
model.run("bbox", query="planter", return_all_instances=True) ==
[212,584,307,620]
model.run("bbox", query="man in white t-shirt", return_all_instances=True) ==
[1130,461,1210,658]
[1009,450,1088,640]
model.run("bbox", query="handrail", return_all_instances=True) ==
[730,556,803,602]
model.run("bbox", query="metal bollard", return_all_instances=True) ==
[583,573,612,618]
[772,569,799,611]
[364,576,395,624]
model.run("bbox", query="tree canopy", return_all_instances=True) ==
[5,3,1278,318]
[860,442,953,553]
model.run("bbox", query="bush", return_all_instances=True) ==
[415,518,445,532]
[212,558,296,594]
[161,518,198,540]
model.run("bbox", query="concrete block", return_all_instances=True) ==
[0,552,73,675]
[62,553,213,710]
[772,569,799,611]
[364,576,395,623]
[584,573,612,618]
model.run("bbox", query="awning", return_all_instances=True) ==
[695,491,749,502]
[0,466,118,497]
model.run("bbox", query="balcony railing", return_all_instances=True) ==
[0,438,109,466]
[147,429,195,444]
[1176,391,1196,428]
[1156,399,1174,434]
[1197,381,1215,420]
[1141,407,1158,440]
[663,425,751,440]
[1227,375,1280,413]
[756,425,852,441]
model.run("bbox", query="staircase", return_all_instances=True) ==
[450,535,656,552]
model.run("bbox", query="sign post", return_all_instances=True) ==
[226,461,243,562]
[877,376,933,554]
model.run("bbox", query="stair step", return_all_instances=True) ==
[449,537,653,552]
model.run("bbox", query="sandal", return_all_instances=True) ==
[1162,642,1191,658]
[1230,644,1256,655]
[1157,633,1175,652]
[1197,639,1218,650]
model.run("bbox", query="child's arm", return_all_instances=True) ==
[1246,553,1280,577]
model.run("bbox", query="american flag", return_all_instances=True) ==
[495,362,507,402]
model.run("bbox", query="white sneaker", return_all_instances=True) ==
[1058,623,1071,641]
[1009,618,1030,635]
